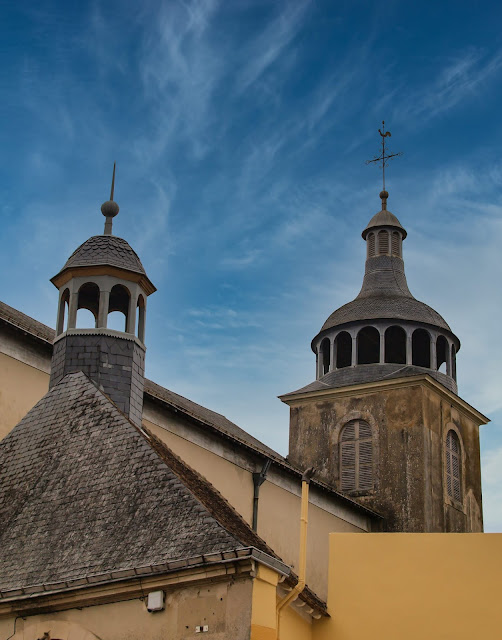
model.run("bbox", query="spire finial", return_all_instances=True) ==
[101,162,119,235]
[365,121,403,193]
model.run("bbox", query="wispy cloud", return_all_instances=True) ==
[395,47,502,124]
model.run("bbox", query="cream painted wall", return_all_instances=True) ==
[314,533,502,640]
[0,578,253,640]
[258,482,362,601]
[0,352,49,441]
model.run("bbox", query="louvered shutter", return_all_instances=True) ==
[368,233,376,257]
[446,430,462,502]
[340,420,373,492]
[391,232,400,256]
[378,230,389,254]
[341,441,356,491]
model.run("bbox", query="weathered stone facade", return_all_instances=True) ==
[286,379,484,532]
[50,330,145,427]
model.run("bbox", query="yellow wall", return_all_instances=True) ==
[314,533,502,640]
[0,352,49,441]
[0,578,253,640]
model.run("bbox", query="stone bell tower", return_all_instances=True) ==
[49,168,156,427]
[281,189,488,533]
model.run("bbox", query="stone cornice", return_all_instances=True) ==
[279,374,489,425]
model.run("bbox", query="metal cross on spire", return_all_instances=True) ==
[365,121,403,191]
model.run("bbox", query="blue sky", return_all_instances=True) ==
[1,1,502,529]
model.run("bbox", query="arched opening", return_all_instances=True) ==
[385,325,406,364]
[378,230,389,255]
[108,284,131,332]
[446,430,462,502]
[367,232,376,258]
[451,344,457,381]
[57,288,70,335]
[339,419,373,492]
[436,335,448,374]
[357,326,380,365]
[77,282,100,328]
[320,338,331,376]
[391,231,400,256]
[335,332,352,369]
[412,328,431,368]
[137,294,146,343]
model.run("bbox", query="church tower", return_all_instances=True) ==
[49,169,156,427]
[281,189,488,533]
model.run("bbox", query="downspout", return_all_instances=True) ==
[252,458,271,531]
[276,467,315,639]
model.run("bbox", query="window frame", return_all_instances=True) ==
[339,419,374,494]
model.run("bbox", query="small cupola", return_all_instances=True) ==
[362,191,407,258]
[49,166,156,427]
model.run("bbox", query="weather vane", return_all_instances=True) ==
[365,121,403,191]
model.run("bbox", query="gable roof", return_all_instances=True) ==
[0,372,241,592]
[0,372,327,613]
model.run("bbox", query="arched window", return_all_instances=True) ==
[77,282,100,328]
[57,288,70,335]
[340,419,373,492]
[446,430,462,502]
[367,233,376,258]
[378,230,389,255]
[412,328,431,368]
[335,331,352,369]
[137,294,146,343]
[391,231,400,256]
[357,326,380,365]
[108,284,131,332]
[384,325,406,364]
[320,338,331,376]
[436,335,448,374]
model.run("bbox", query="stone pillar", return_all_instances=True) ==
[379,329,385,364]
[56,292,64,336]
[406,332,412,365]
[446,340,452,376]
[98,290,110,328]
[351,334,357,367]
[126,294,136,334]
[430,338,437,371]
[330,337,335,372]
[68,292,78,329]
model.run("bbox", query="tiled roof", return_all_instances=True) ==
[56,235,147,276]
[318,255,452,334]
[283,363,458,396]
[0,300,55,343]
[0,371,327,614]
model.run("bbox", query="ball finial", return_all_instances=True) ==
[101,200,120,217]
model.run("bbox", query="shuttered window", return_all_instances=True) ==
[446,430,462,502]
[378,230,389,255]
[340,420,373,492]
[391,232,400,256]
[368,233,376,257]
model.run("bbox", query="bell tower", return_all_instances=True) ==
[49,168,156,427]
[281,188,488,533]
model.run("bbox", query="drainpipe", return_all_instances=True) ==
[252,459,271,531]
[276,467,315,639]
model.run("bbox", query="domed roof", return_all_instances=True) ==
[362,191,407,239]
[362,209,407,239]
[320,292,451,332]
[59,235,146,275]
